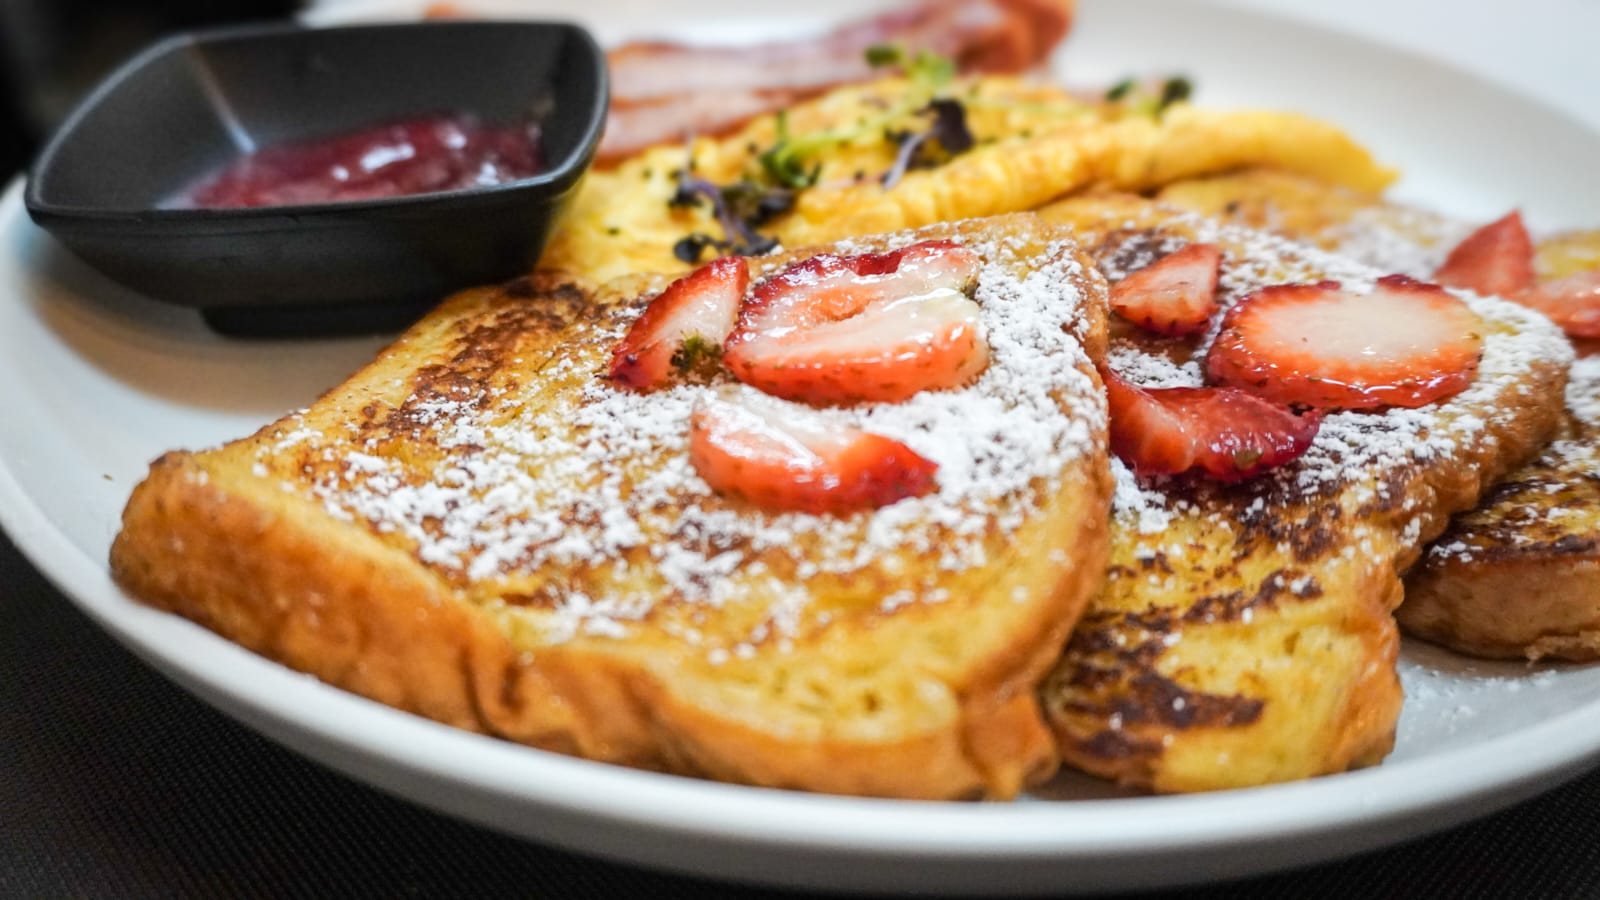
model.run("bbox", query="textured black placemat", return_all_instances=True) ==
[3,529,1598,900]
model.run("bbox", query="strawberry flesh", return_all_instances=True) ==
[1102,367,1321,481]
[1517,269,1600,339]
[1437,211,1600,337]
[1110,242,1222,336]
[1434,211,1536,298]
[611,256,749,391]
[689,391,939,514]
[1206,275,1484,411]
[723,240,987,404]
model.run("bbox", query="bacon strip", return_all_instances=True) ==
[600,0,1074,162]
[611,3,994,103]
[427,1,1076,165]
[600,90,811,171]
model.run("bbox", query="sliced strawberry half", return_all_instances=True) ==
[610,256,749,391]
[723,240,988,404]
[1205,275,1484,411]
[1434,211,1536,298]
[1517,269,1600,338]
[1102,367,1321,481]
[688,391,939,514]
[1109,242,1222,336]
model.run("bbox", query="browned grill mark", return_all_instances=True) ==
[1181,569,1320,625]
[1074,728,1161,760]
[1056,667,1264,735]
[1125,673,1262,728]
[1064,662,1123,692]
[1093,228,1184,281]
[502,591,557,609]
[1454,532,1600,565]
[1481,476,1562,506]
[1540,534,1600,556]
[1056,603,1267,739]
[1136,551,1174,574]
[1231,498,1341,564]
[1066,610,1172,657]
[363,287,615,445]
[1355,466,1414,518]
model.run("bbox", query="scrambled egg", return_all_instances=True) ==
[540,75,1397,284]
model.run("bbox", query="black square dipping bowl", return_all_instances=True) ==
[24,21,607,335]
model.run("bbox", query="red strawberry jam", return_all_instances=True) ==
[183,114,543,208]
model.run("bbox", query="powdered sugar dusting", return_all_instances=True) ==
[1566,356,1600,428]
[1540,355,1600,480]
[1097,211,1572,536]
[1110,458,1175,536]
[249,228,1105,647]
[1424,353,1600,565]
[1396,640,1568,745]
[1321,205,1471,277]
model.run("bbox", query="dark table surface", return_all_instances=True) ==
[4,529,1599,900]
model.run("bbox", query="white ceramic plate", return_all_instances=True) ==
[6,0,1600,894]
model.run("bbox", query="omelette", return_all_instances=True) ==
[540,73,1397,284]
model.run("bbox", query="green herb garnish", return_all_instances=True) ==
[670,45,975,258]
[864,43,901,68]
[1158,76,1193,110]
[670,334,724,379]
[865,43,957,85]
[670,169,791,259]
[882,98,975,189]
[755,46,960,191]
[757,111,823,190]
[1104,74,1195,119]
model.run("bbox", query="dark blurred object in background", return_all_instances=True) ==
[0,0,298,179]
[0,50,27,178]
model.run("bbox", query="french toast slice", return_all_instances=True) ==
[1032,195,1571,792]
[1155,170,1600,661]
[1401,356,1600,660]
[110,214,1112,800]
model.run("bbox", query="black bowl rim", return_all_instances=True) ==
[23,19,608,225]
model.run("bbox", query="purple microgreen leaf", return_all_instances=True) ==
[880,98,974,189]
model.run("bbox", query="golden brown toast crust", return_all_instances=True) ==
[112,215,1111,799]
[1033,196,1571,792]
[1402,355,1600,661]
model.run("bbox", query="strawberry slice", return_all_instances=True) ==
[688,391,939,514]
[1517,269,1600,338]
[1102,368,1321,481]
[1205,275,1484,411]
[610,256,749,391]
[1434,211,1536,298]
[723,240,987,404]
[1109,242,1222,336]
